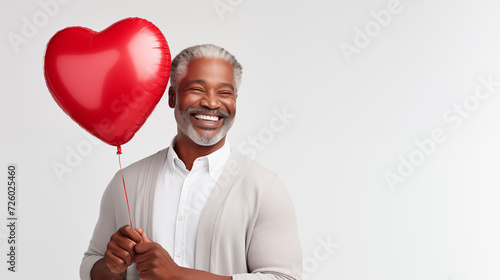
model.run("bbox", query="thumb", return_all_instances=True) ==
[141,231,152,243]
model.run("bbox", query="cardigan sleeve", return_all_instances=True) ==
[79,172,121,280]
[79,149,163,280]
[232,176,302,280]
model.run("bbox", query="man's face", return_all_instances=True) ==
[169,57,237,146]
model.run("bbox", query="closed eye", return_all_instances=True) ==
[189,87,204,92]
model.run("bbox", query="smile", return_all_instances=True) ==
[193,114,221,122]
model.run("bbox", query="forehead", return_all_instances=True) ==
[183,57,235,84]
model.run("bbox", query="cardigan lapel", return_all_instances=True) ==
[194,150,246,271]
[134,148,168,240]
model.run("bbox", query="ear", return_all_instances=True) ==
[168,86,176,108]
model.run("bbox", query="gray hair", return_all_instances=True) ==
[170,44,243,93]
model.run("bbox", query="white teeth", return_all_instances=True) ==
[194,114,220,122]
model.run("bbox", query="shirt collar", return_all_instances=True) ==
[166,137,183,174]
[166,136,231,179]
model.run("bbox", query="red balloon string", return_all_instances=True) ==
[117,145,133,228]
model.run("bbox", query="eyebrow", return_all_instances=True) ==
[186,80,206,87]
[186,80,235,91]
[220,83,235,91]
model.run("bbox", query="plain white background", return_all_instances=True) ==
[1,0,500,279]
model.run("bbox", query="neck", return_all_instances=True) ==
[174,132,226,171]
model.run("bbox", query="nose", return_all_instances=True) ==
[200,91,221,109]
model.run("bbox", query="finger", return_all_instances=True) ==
[135,259,150,272]
[110,233,137,258]
[104,249,128,273]
[141,231,152,243]
[107,240,134,265]
[135,227,143,235]
[111,247,134,266]
[134,240,153,255]
[119,225,143,243]
[138,269,152,280]
[134,243,156,263]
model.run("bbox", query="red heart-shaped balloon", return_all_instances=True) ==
[44,17,170,147]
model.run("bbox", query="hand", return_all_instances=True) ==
[103,225,143,275]
[135,231,184,280]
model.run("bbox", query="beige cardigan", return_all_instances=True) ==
[80,148,302,280]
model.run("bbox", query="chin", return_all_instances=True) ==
[187,129,226,146]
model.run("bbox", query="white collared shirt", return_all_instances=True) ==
[153,138,231,268]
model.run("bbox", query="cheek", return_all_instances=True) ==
[222,99,236,115]
[177,93,201,110]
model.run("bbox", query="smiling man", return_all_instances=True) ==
[80,44,302,280]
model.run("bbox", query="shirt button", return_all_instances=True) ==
[176,253,182,258]
[179,216,185,221]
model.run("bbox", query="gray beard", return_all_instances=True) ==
[174,107,234,146]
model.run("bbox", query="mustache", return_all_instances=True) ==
[186,108,230,118]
